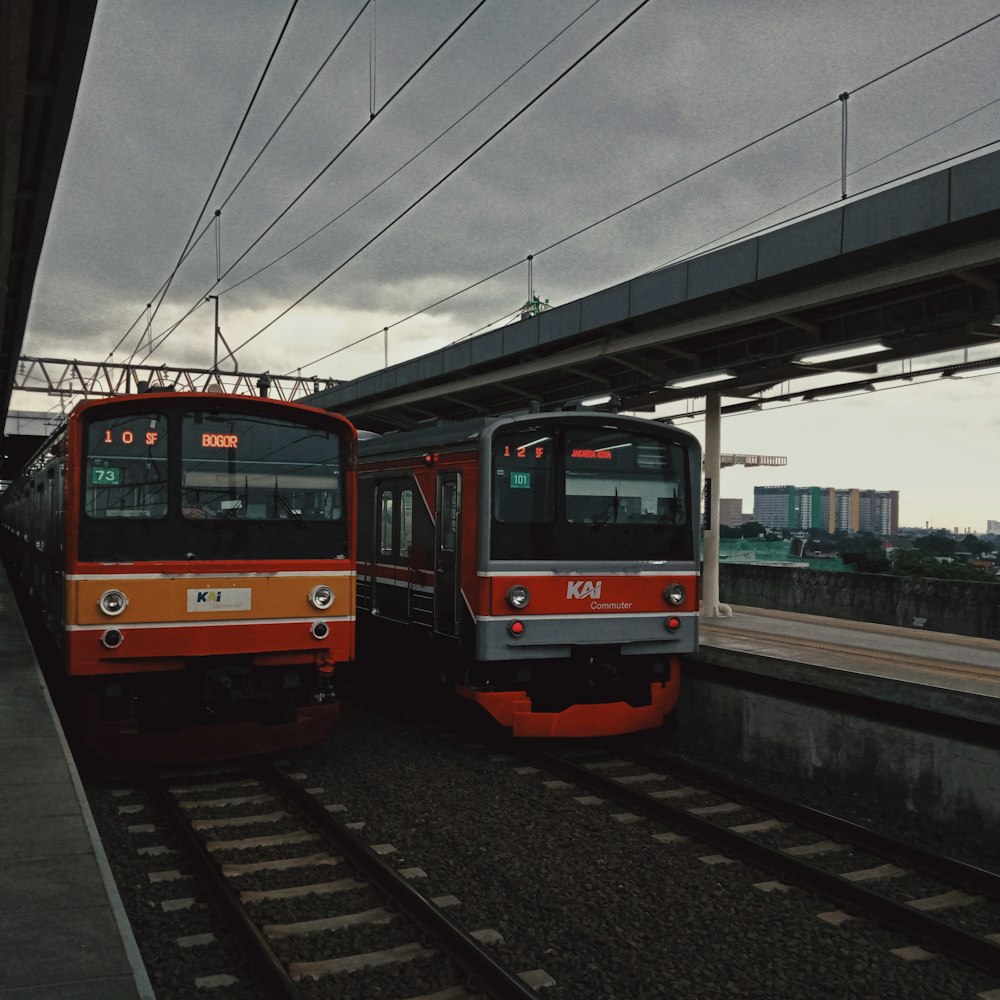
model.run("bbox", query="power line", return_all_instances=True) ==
[218,0,605,301]
[231,0,657,357]
[653,97,1000,272]
[125,6,1000,376]
[140,0,488,364]
[216,0,372,215]
[127,2,302,363]
[293,94,1000,379]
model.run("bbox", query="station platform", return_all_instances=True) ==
[696,605,1000,728]
[0,561,153,999]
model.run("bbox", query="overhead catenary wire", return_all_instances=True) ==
[128,1,302,362]
[284,13,1000,375]
[139,0,488,365]
[133,6,1000,376]
[218,0,605,301]
[230,0,657,358]
[215,0,372,216]
[652,95,1000,273]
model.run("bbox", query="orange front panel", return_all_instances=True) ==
[486,573,697,616]
[68,573,355,626]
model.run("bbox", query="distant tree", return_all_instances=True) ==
[837,532,889,574]
[961,534,993,558]
[890,548,998,583]
[738,521,766,538]
[913,532,957,557]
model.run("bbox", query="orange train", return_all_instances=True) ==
[356,409,701,737]
[0,391,356,760]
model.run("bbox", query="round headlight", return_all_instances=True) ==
[98,589,128,616]
[309,585,335,610]
[664,584,686,607]
[311,621,330,640]
[101,629,124,649]
[506,585,531,610]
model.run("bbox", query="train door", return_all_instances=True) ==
[434,472,461,636]
[372,478,413,622]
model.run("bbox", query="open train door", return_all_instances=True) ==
[434,472,460,636]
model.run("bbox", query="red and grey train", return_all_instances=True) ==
[356,410,701,737]
[0,391,356,760]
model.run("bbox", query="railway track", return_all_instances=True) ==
[116,760,553,998]
[507,740,1000,988]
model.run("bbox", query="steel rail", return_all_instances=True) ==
[145,774,305,999]
[523,748,1000,977]
[620,742,1000,900]
[256,759,541,1000]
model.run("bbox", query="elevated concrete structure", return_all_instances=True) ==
[306,150,1000,432]
[1,0,98,420]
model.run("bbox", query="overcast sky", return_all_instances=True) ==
[19,0,1000,532]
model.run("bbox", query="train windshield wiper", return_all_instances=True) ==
[273,479,304,524]
[591,488,620,530]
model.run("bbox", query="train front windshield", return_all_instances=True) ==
[180,413,342,522]
[81,406,347,561]
[490,424,693,561]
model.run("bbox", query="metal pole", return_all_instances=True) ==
[701,391,731,618]
[207,295,220,371]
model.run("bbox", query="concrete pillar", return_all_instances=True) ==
[701,391,732,618]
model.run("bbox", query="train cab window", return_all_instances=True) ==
[85,414,168,519]
[400,490,413,558]
[492,431,555,524]
[439,481,459,552]
[379,491,394,556]
[564,430,687,526]
[181,412,342,521]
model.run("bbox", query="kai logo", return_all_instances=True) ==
[187,587,253,612]
[566,580,602,600]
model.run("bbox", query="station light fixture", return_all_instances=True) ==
[945,362,1000,378]
[804,384,876,402]
[579,393,614,407]
[667,370,737,390]
[796,341,889,365]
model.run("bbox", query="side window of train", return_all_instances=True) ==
[379,489,394,557]
[439,481,458,553]
[400,490,413,558]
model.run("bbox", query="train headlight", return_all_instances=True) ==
[663,584,687,607]
[101,629,124,649]
[311,621,330,640]
[98,589,128,616]
[506,585,531,610]
[309,585,335,610]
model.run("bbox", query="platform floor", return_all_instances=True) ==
[0,562,152,999]
[698,604,1000,725]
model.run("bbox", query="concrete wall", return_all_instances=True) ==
[719,564,1000,640]
[677,669,1000,828]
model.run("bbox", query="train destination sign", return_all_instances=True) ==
[201,433,239,448]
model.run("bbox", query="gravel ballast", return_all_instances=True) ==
[85,698,1000,999]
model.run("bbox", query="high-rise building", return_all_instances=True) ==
[753,484,899,534]
[987,519,1000,535]
[752,486,796,529]
[718,498,746,526]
